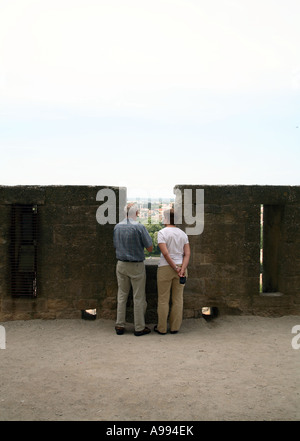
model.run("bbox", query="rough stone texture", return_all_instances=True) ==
[1,185,300,322]
[174,185,300,317]
[0,186,122,321]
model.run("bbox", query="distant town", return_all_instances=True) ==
[126,198,175,257]
[127,198,175,225]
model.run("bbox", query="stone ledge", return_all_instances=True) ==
[259,292,284,297]
[2,298,47,313]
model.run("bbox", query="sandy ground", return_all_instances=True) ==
[0,315,299,421]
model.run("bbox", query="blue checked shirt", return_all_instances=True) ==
[113,219,153,262]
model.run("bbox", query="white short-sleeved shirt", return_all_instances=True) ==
[157,227,189,267]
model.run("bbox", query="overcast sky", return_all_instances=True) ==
[0,0,299,199]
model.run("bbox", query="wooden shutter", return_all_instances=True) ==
[10,205,38,297]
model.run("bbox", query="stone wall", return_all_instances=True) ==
[175,185,300,317]
[0,185,300,322]
[0,186,122,321]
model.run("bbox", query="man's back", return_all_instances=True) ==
[113,219,152,262]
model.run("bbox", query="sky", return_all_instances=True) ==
[0,0,299,199]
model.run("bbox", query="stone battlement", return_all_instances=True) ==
[0,185,300,321]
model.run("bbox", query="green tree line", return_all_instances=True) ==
[144,221,163,257]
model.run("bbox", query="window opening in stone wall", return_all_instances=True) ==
[81,309,97,320]
[10,204,38,297]
[260,204,284,294]
[259,205,263,293]
[202,307,219,321]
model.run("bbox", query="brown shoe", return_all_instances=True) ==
[134,327,151,336]
[154,325,167,335]
[115,326,125,335]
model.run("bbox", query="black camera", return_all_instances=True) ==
[179,276,186,284]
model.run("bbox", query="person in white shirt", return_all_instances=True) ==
[155,208,190,334]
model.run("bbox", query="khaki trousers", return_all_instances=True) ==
[157,265,187,334]
[116,261,147,332]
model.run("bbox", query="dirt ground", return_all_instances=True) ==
[0,315,299,421]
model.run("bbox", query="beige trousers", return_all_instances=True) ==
[116,261,147,332]
[157,265,187,333]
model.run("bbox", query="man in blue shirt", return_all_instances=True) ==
[113,203,153,336]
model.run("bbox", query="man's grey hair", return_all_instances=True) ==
[125,202,139,218]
